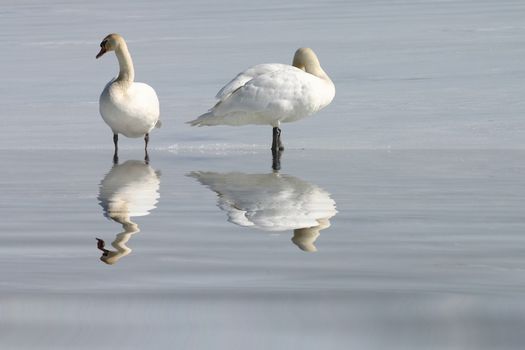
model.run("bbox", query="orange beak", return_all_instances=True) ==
[96,47,106,59]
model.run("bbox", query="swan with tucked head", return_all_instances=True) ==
[188,171,337,252]
[97,33,161,163]
[188,48,335,152]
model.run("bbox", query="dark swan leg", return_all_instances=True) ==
[271,127,284,170]
[113,133,119,164]
[272,127,284,151]
[271,127,284,151]
[271,148,283,171]
[144,133,150,164]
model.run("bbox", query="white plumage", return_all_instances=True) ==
[188,48,335,149]
[100,80,160,138]
[189,171,337,251]
[97,33,160,156]
[97,160,161,264]
[98,160,161,219]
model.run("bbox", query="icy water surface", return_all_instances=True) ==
[1,149,525,349]
[2,0,525,150]
[2,0,525,348]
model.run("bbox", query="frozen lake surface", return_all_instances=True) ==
[1,0,525,349]
[2,0,525,150]
[2,149,525,349]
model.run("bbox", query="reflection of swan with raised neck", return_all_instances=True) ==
[96,33,161,163]
[97,160,161,264]
[188,48,335,151]
[189,171,337,252]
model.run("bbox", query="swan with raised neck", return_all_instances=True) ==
[97,33,135,83]
[96,33,160,163]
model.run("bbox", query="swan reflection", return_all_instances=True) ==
[97,160,161,264]
[189,171,337,252]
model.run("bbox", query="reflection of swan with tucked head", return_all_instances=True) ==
[189,171,337,252]
[97,160,161,264]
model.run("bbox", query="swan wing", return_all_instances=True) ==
[188,172,337,231]
[100,82,160,137]
[127,83,160,120]
[215,63,289,100]
[213,66,322,116]
[189,65,330,126]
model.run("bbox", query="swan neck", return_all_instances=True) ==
[307,65,332,83]
[112,225,139,252]
[115,43,135,83]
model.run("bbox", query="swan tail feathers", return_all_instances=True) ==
[187,112,221,127]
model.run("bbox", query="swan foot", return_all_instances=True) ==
[144,151,150,164]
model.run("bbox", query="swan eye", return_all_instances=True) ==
[100,40,107,48]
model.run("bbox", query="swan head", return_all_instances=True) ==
[96,238,124,265]
[99,250,125,265]
[292,47,321,73]
[292,227,321,252]
[96,33,124,59]
[291,218,332,252]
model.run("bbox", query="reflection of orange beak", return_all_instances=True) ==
[96,47,106,59]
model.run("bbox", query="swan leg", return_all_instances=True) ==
[271,127,285,151]
[272,127,278,151]
[272,127,281,151]
[271,127,284,169]
[271,148,283,171]
[144,133,150,164]
[113,134,119,164]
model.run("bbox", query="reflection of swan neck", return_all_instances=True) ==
[100,220,140,265]
[122,221,138,232]
[98,160,161,265]
[189,170,337,253]
[291,218,331,252]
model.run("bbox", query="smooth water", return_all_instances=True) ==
[1,0,525,349]
[2,149,525,349]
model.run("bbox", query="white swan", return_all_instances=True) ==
[188,48,335,151]
[189,171,337,252]
[96,33,160,162]
[97,160,161,264]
